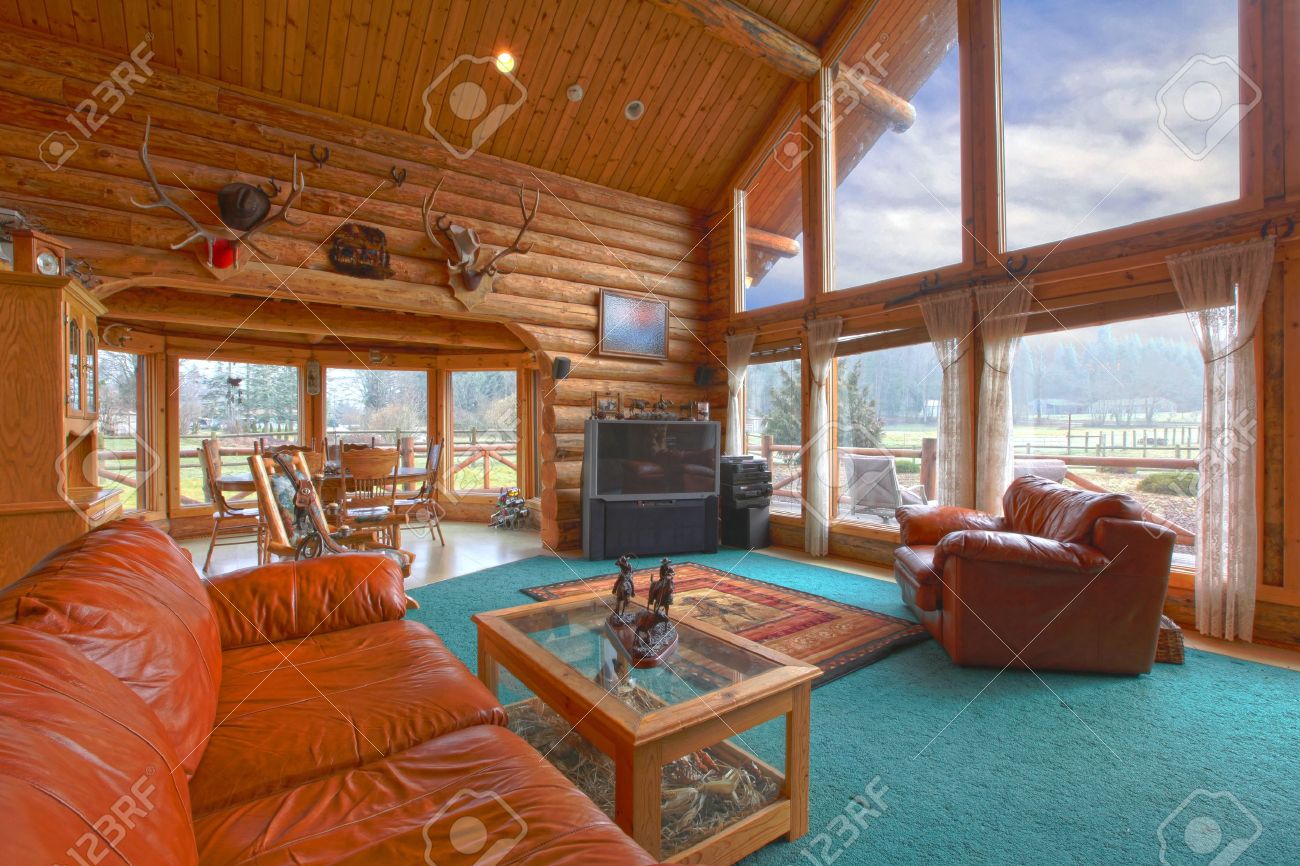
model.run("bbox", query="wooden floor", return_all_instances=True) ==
[186,521,549,591]
[187,528,1300,673]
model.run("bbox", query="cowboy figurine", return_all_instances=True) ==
[611,554,636,624]
[649,558,676,618]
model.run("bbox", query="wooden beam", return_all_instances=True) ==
[746,226,800,257]
[640,0,820,79]
[104,287,524,351]
[838,66,916,132]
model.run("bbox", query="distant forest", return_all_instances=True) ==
[745,323,1204,446]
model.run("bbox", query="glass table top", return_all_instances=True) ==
[497,595,782,718]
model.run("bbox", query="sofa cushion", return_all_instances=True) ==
[193,724,658,866]
[188,618,507,816]
[1001,476,1142,544]
[0,518,222,775]
[0,624,197,866]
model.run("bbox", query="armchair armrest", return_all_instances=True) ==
[1093,518,1176,572]
[932,530,1110,575]
[204,554,409,649]
[896,505,1005,546]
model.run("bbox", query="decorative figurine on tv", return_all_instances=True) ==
[609,554,637,627]
[606,557,679,666]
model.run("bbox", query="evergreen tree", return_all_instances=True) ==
[761,362,802,445]
[835,360,884,447]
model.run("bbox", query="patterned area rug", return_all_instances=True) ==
[521,562,928,686]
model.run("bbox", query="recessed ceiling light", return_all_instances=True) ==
[495,52,515,74]
[566,83,584,102]
[624,100,645,121]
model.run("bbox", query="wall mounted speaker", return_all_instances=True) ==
[694,366,713,387]
[552,356,572,380]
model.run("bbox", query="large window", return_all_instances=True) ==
[741,115,806,310]
[1000,0,1242,250]
[1011,313,1204,566]
[325,368,428,452]
[449,370,519,493]
[834,344,940,524]
[177,359,300,506]
[97,350,147,512]
[744,357,802,515]
[834,0,962,289]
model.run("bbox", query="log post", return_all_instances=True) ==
[920,437,937,501]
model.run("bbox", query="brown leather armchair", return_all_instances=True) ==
[894,476,1176,675]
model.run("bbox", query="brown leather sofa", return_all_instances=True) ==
[894,476,1176,675]
[0,518,659,865]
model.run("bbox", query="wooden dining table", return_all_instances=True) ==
[217,465,427,496]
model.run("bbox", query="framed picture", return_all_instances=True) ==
[599,288,669,360]
[691,400,710,421]
[592,392,622,419]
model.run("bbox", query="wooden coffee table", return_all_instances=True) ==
[473,592,817,864]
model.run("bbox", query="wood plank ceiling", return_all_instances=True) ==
[0,0,850,210]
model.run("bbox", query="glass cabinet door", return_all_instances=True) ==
[84,328,97,415]
[67,316,81,413]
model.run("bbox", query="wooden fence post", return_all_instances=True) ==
[920,437,937,501]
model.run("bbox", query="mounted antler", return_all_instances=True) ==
[131,117,220,265]
[236,156,306,261]
[421,177,539,309]
[481,186,540,275]
[132,116,308,268]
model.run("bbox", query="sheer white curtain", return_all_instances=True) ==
[1167,237,1274,642]
[975,281,1032,514]
[920,291,975,507]
[804,316,842,556]
[725,331,756,456]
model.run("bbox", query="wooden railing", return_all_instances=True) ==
[157,429,521,505]
[745,432,1198,543]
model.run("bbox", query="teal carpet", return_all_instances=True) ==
[407,551,1300,866]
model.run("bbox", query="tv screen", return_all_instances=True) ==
[590,421,719,498]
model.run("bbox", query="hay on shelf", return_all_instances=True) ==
[506,683,781,855]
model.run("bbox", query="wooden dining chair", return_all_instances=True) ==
[248,448,414,576]
[396,440,446,546]
[199,438,264,571]
[338,446,405,547]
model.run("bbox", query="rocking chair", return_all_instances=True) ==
[248,447,414,576]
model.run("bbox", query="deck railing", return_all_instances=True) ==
[746,433,1198,544]
[99,428,521,507]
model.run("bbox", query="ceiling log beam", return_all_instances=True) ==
[641,0,821,79]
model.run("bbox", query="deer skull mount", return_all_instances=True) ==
[423,178,539,310]
[131,116,306,273]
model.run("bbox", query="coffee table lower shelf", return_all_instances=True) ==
[474,595,816,864]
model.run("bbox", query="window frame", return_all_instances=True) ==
[828,0,972,296]
[988,0,1264,261]
[166,352,307,517]
[443,366,528,499]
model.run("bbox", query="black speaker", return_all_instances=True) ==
[552,356,572,380]
[694,366,712,387]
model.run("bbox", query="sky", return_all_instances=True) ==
[748,0,1242,309]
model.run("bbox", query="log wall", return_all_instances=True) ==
[0,28,725,549]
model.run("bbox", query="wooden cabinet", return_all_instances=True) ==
[63,293,99,419]
[0,271,121,586]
